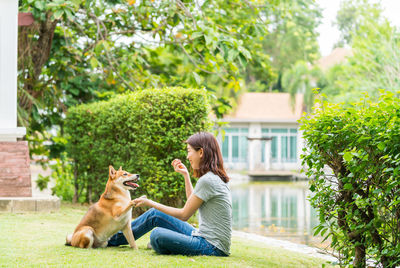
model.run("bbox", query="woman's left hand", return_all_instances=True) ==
[133,195,151,208]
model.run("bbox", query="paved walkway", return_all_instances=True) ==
[233,230,337,262]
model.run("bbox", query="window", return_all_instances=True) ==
[221,128,248,163]
[232,136,239,161]
[261,128,297,163]
[222,137,229,159]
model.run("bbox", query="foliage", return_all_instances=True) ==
[18,0,287,138]
[300,91,400,267]
[65,87,211,209]
[264,0,321,73]
[50,155,76,201]
[35,174,50,192]
[334,0,385,48]
[340,26,400,102]
[26,131,51,161]
[281,61,323,111]
[247,0,322,93]
[16,0,326,170]
[320,0,400,104]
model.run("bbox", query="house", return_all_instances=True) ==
[217,92,305,177]
[317,47,352,72]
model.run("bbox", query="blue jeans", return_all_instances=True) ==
[108,208,227,256]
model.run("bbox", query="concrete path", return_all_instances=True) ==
[233,230,338,262]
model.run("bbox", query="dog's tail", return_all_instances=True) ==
[65,233,73,246]
[67,227,95,248]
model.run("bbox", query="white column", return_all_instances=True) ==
[248,123,261,171]
[0,0,26,141]
[277,134,282,168]
[248,139,254,171]
[264,139,271,170]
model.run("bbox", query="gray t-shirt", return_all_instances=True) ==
[192,171,232,255]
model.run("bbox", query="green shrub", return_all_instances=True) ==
[50,154,76,202]
[300,90,400,267]
[65,87,211,211]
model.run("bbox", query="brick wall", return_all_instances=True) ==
[0,141,32,197]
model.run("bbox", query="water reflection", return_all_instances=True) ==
[231,182,327,248]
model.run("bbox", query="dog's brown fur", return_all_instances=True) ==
[66,166,139,249]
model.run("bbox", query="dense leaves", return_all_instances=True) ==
[18,0,282,131]
[300,91,400,267]
[65,87,211,212]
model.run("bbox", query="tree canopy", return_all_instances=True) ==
[319,0,400,104]
[19,0,277,132]
[17,0,324,159]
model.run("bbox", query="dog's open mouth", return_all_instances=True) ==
[123,180,139,189]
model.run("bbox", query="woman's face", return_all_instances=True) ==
[186,144,203,169]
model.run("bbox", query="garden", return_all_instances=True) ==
[1,0,400,267]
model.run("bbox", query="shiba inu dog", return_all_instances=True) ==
[66,165,139,249]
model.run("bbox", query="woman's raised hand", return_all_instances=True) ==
[172,159,188,175]
[133,195,149,207]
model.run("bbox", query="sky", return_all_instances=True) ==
[317,0,400,56]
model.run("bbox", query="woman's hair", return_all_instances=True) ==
[185,132,230,183]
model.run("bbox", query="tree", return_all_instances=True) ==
[319,0,399,104]
[247,0,322,92]
[334,0,384,48]
[18,0,285,132]
[281,61,323,111]
[17,0,293,163]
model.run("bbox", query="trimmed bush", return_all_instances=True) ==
[300,91,400,267]
[65,87,212,211]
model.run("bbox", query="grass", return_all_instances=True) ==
[0,203,332,267]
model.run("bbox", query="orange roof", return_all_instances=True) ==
[224,92,304,122]
[317,47,352,71]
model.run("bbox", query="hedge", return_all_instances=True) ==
[65,87,212,212]
[300,91,400,267]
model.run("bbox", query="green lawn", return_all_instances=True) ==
[0,203,331,267]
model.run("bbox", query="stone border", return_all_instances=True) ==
[0,196,60,213]
[233,230,338,263]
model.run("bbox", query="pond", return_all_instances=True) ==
[230,181,329,249]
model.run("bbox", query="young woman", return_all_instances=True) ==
[107,132,232,256]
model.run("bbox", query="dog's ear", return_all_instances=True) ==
[109,165,116,178]
[118,166,122,171]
